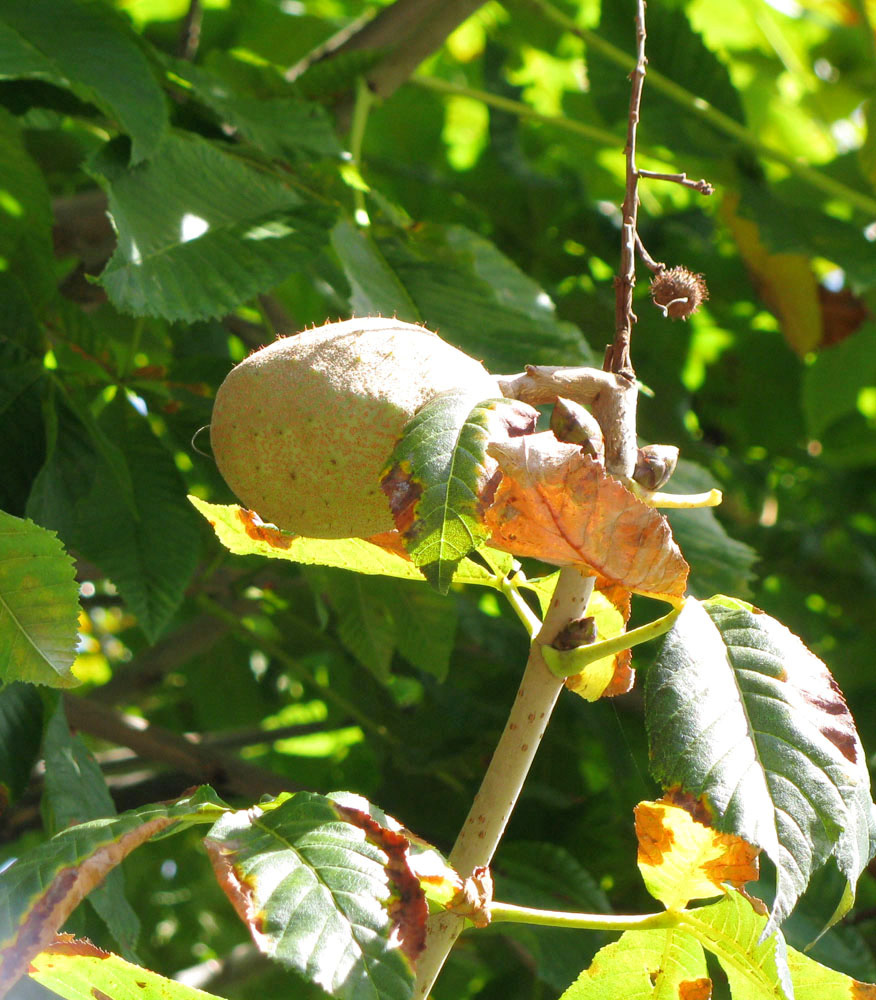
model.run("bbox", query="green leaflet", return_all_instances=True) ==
[645,596,876,935]
[0,510,80,687]
[91,131,335,322]
[382,389,507,594]
[560,925,708,1000]
[42,699,140,961]
[0,0,167,163]
[204,791,419,1000]
[0,787,226,996]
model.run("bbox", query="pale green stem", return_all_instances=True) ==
[349,76,374,226]
[489,900,679,932]
[543,604,681,678]
[410,74,624,148]
[528,0,876,217]
[499,574,542,637]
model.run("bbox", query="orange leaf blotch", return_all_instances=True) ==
[236,508,293,549]
[484,434,688,604]
[635,802,676,867]
[679,977,713,1000]
[334,804,428,962]
[852,981,876,999]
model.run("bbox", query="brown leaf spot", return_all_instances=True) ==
[663,788,714,827]
[334,804,427,963]
[851,980,876,999]
[380,461,422,537]
[92,990,113,1000]
[204,838,266,948]
[778,640,861,765]
[236,508,293,549]
[679,977,713,1000]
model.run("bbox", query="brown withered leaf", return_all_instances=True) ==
[485,434,688,605]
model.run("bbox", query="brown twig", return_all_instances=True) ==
[606,0,649,380]
[177,0,203,61]
[62,694,297,800]
[634,232,664,274]
[413,568,596,997]
[637,169,713,195]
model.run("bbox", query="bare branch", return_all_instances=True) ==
[176,0,203,61]
[606,0,648,379]
[298,0,488,102]
[62,694,298,799]
[637,169,713,195]
[635,232,665,274]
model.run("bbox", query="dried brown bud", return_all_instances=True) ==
[550,397,604,462]
[552,616,598,651]
[650,266,709,321]
[633,444,679,491]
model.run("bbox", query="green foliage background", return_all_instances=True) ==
[2,0,876,997]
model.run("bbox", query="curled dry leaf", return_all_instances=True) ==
[484,433,688,605]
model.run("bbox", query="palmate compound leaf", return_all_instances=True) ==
[203,791,426,1000]
[188,495,513,590]
[483,433,689,605]
[29,936,226,1000]
[0,787,226,997]
[0,510,80,688]
[645,596,876,936]
[381,390,538,593]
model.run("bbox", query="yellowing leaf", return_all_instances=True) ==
[635,796,760,910]
[721,193,821,355]
[484,434,688,605]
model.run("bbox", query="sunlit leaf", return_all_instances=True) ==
[0,0,167,162]
[204,791,422,1000]
[646,596,876,933]
[0,787,226,997]
[635,796,759,910]
[559,925,709,1000]
[189,496,508,591]
[0,510,80,688]
[680,891,793,1000]
[92,132,334,322]
[484,434,689,605]
[29,937,226,1000]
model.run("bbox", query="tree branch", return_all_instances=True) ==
[413,567,596,997]
[62,694,298,800]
